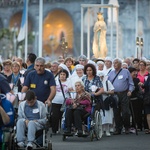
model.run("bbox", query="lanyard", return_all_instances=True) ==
[12,73,20,85]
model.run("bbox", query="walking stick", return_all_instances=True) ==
[130,98,138,135]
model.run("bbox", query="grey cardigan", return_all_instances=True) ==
[17,100,47,126]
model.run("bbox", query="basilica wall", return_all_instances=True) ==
[0,0,150,59]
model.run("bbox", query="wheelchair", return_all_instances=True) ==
[0,127,15,150]
[11,127,52,150]
[61,97,103,141]
[10,106,52,150]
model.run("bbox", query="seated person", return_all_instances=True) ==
[16,90,47,150]
[0,94,14,143]
[64,81,91,136]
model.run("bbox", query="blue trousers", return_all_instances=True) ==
[16,119,43,143]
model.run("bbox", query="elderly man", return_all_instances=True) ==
[78,55,88,66]
[50,61,59,77]
[108,58,134,135]
[22,57,56,105]
[16,90,47,149]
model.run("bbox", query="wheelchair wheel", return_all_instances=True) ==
[48,141,52,150]
[90,130,94,141]
[62,134,66,141]
[94,110,103,140]
[61,112,66,132]
[8,132,15,150]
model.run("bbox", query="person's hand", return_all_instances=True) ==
[68,88,74,92]
[25,119,29,126]
[72,103,77,109]
[0,106,2,113]
[127,91,132,97]
[45,100,51,107]
[138,82,144,86]
[70,99,74,104]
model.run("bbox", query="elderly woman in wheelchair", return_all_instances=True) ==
[64,81,91,137]
[16,90,47,150]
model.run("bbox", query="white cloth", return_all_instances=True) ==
[103,67,113,76]
[69,75,85,91]
[59,63,71,78]
[100,79,114,125]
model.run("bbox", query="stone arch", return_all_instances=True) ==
[43,9,74,57]
[9,11,32,31]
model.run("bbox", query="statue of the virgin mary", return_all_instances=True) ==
[92,13,108,58]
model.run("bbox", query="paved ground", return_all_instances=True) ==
[50,131,150,150]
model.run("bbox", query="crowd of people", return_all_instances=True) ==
[0,53,150,149]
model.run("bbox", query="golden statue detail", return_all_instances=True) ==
[92,13,108,58]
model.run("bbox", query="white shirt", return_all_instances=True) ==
[52,79,71,104]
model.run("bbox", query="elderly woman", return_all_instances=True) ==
[97,61,104,71]
[64,81,91,136]
[7,61,23,92]
[1,59,12,77]
[7,61,23,107]
[70,64,85,91]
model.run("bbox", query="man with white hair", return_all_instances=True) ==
[108,58,134,135]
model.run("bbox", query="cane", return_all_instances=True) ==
[130,98,138,135]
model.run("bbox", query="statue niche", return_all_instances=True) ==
[92,12,108,58]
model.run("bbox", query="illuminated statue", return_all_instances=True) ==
[92,13,108,58]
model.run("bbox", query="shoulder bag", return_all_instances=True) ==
[58,79,67,112]
[105,80,118,109]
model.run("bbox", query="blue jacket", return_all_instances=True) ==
[0,94,14,142]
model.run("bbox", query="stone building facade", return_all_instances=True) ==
[0,0,149,59]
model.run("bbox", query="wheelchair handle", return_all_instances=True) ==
[46,104,49,113]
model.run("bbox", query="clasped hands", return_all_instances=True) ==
[25,119,37,126]
[70,99,78,109]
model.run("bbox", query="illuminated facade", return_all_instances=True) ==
[0,0,150,59]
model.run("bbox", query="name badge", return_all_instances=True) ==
[33,108,39,113]
[145,76,148,81]
[13,86,18,94]
[118,75,123,80]
[30,84,36,88]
